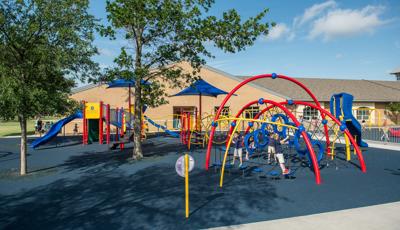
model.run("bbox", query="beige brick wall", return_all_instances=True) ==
[375,102,399,126]
[65,63,287,134]
[63,63,398,135]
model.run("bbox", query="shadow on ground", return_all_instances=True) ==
[30,138,189,175]
[0,165,285,230]
[1,137,400,229]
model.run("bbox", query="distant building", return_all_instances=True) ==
[67,63,400,133]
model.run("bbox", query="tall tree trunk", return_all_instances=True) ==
[19,114,27,175]
[132,32,143,160]
[132,81,143,160]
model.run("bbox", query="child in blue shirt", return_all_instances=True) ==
[231,132,244,167]
[267,132,277,164]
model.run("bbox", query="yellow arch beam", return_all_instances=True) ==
[219,118,298,187]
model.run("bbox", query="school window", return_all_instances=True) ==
[214,106,230,116]
[244,106,259,119]
[356,107,370,121]
[303,107,319,120]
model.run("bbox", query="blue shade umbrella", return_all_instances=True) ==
[172,79,230,97]
[107,79,150,88]
[171,79,232,131]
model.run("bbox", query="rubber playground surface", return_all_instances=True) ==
[0,136,400,229]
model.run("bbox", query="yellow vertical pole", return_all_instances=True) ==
[378,111,381,127]
[339,115,351,161]
[220,120,240,187]
[185,154,189,219]
[344,133,351,161]
[368,109,372,128]
[188,130,192,150]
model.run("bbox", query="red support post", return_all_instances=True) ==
[106,104,110,145]
[187,112,191,149]
[180,113,183,143]
[82,101,87,145]
[120,108,125,150]
[181,113,186,144]
[115,108,119,142]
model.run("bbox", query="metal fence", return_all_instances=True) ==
[362,126,400,144]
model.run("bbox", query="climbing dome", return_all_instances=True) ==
[205,73,367,185]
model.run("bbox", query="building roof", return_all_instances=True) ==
[70,64,400,103]
[237,76,400,102]
[71,83,99,94]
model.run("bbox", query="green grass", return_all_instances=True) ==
[0,120,36,137]
[0,117,60,137]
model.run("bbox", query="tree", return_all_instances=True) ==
[0,0,98,175]
[386,102,400,124]
[103,0,275,159]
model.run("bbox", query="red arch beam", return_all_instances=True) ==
[249,100,366,172]
[206,73,330,171]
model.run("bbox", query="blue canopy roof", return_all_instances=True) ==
[107,79,150,88]
[172,79,230,97]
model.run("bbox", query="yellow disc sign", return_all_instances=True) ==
[85,102,100,119]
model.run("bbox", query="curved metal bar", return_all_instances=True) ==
[248,100,367,172]
[219,99,322,185]
[205,74,330,171]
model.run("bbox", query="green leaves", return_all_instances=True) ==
[387,102,400,113]
[103,0,273,111]
[0,0,99,120]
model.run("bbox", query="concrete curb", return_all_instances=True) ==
[210,202,400,230]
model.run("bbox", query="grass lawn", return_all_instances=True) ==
[0,117,60,137]
[0,120,36,137]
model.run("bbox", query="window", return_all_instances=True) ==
[356,107,370,121]
[303,107,319,120]
[214,106,230,116]
[244,106,259,119]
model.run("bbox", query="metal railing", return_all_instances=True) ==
[362,126,400,144]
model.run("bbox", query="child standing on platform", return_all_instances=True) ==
[231,132,244,167]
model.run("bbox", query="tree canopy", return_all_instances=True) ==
[0,0,99,174]
[103,0,275,158]
[0,0,99,120]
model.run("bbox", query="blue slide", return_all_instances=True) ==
[31,111,83,148]
[144,116,180,138]
[330,93,368,147]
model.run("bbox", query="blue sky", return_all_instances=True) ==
[89,0,400,81]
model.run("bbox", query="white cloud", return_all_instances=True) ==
[287,32,296,41]
[294,0,337,27]
[309,5,388,40]
[266,23,290,41]
[335,53,343,59]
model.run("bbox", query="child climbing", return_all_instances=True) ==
[231,131,244,167]
[246,136,255,161]
[267,132,277,164]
